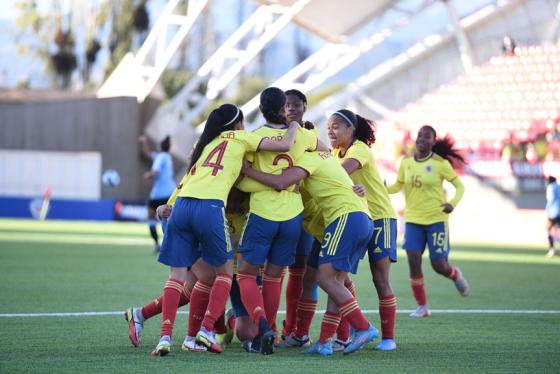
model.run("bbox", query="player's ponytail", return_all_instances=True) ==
[333,109,376,146]
[423,125,466,168]
[260,87,288,125]
[160,135,171,152]
[189,104,243,172]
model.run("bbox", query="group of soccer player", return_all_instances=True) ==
[125,86,470,358]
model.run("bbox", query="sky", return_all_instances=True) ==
[0,0,496,89]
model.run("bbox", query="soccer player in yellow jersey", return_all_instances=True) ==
[279,89,320,345]
[328,109,397,351]
[151,103,300,356]
[236,87,327,352]
[242,151,378,356]
[387,125,470,318]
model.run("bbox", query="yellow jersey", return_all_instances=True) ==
[332,140,396,220]
[299,183,325,242]
[177,130,263,205]
[295,151,370,226]
[247,126,317,221]
[387,154,465,225]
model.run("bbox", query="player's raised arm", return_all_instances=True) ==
[257,121,299,152]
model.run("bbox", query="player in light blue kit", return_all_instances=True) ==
[546,176,560,258]
[139,135,177,253]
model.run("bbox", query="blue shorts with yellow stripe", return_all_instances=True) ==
[237,212,302,267]
[158,197,233,268]
[367,218,397,263]
[402,221,450,260]
[318,212,373,274]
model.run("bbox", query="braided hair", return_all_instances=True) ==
[260,87,288,125]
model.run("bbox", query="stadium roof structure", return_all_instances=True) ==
[253,0,395,42]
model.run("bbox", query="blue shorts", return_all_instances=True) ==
[318,212,373,274]
[402,222,450,260]
[295,228,314,256]
[368,218,397,263]
[230,273,262,318]
[158,197,233,268]
[237,212,302,267]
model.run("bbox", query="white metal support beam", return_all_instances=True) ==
[146,0,310,161]
[442,0,475,74]
[305,0,524,125]
[97,0,209,102]
[240,0,438,130]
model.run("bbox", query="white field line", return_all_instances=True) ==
[1,309,560,318]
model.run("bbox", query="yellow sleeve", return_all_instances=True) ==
[346,142,370,168]
[294,152,320,175]
[302,128,318,151]
[242,131,264,152]
[386,158,405,194]
[237,176,273,193]
[441,161,465,207]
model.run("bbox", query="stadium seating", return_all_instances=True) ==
[396,45,560,154]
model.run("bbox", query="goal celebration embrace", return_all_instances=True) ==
[124,87,470,358]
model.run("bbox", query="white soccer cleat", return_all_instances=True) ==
[151,335,172,356]
[546,249,556,258]
[277,332,311,348]
[454,267,470,297]
[409,305,430,318]
[331,338,351,352]
[181,336,207,352]
[124,307,144,347]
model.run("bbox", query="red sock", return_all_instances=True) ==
[336,280,355,341]
[410,275,427,306]
[187,280,212,337]
[447,266,458,281]
[160,278,183,337]
[338,298,369,331]
[319,311,341,343]
[283,266,305,336]
[379,294,397,339]
[142,283,191,320]
[214,311,227,334]
[227,312,236,330]
[262,273,283,329]
[237,271,266,325]
[201,273,233,331]
[295,299,317,338]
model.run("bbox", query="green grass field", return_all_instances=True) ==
[1,218,559,373]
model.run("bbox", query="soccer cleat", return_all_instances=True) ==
[124,307,143,348]
[409,305,430,318]
[153,243,161,254]
[277,332,311,348]
[215,333,227,347]
[224,308,235,345]
[546,249,556,258]
[151,335,172,356]
[343,324,378,355]
[181,336,207,353]
[302,340,333,356]
[331,338,351,352]
[454,267,470,297]
[258,316,275,355]
[195,327,222,354]
[243,339,259,353]
[375,338,397,351]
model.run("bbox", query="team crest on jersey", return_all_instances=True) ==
[425,165,433,172]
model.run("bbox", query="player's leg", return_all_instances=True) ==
[403,223,429,317]
[427,222,469,297]
[368,218,397,350]
[236,213,278,354]
[146,200,161,253]
[546,219,557,257]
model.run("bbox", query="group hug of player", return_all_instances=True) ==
[124,87,470,357]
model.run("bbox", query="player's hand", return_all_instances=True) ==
[353,183,366,197]
[156,204,172,219]
[138,135,148,143]
[143,171,153,180]
[441,203,454,213]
